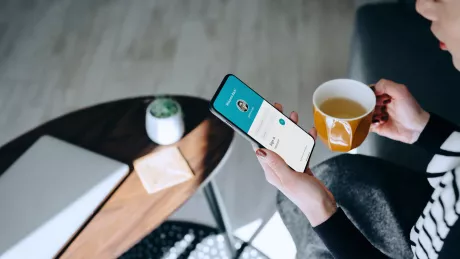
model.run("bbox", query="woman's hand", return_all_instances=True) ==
[371,79,430,144]
[254,103,336,227]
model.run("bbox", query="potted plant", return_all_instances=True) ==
[145,97,184,145]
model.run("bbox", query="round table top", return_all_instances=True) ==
[0,96,234,258]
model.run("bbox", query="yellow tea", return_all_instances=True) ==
[319,97,367,119]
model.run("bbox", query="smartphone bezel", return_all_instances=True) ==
[209,74,315,172]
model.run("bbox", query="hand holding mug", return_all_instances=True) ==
[255,103,336,227]
[371,79,430,144]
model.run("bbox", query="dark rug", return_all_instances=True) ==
[120,221,269,259]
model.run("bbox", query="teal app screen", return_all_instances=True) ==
[213,75,313,172]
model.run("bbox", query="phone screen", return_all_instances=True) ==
[211,74,315,172]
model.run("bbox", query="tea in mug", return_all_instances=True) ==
[319,97,367,119]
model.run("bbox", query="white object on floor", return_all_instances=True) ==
[0,136,129,259]
[234,218,264,242]
[234,212,297,259]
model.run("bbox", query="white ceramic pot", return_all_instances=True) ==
[145,100,184,145]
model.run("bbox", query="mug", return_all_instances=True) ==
[313,79,376,152]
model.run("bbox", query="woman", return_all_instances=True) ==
[255,1,460,258]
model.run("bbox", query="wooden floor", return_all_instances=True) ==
[0,0,356,244]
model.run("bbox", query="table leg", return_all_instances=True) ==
[203,179,237,258]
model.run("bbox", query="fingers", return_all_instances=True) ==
[274,102,299,124]
[289,111,299,124]
[371,106,389,130]
[274,102,283,112]
[308,127,318,140]
[373,88,391,124]
[373,100,389,122]
[375,105,386,113]
[255,148,293,187]
[376,94,392,105]
[256,148,294,174]
[373,79,409,99]
[372,84,391,124]
[372,113,389,124]
[373,105,387,115]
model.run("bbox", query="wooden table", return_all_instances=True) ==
[0,96,235,259]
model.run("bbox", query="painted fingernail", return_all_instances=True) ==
[381,106,386,112]
[382,115,389,121]
[256,149,267,157]
[383,99,391,104]
[372,119,379,123]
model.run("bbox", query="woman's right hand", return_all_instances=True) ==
[371,79,430,144]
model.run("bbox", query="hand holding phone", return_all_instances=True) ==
[253,104,336,226]
[210,74,315,172]
[210,75,335,225]
[256,141,337,228]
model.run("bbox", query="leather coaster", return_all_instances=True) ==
[134,146,194,194]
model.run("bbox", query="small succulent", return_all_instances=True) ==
[149,97,180,118]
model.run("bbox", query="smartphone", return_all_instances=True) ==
[210,74,315,172]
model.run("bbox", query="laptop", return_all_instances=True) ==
[0,135,129,259]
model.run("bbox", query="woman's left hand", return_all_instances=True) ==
[254,103,337,227]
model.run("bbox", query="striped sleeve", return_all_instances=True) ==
[415,113,460,187]
[409,168,460,259]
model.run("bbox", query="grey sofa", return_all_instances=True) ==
[349,1,460,172]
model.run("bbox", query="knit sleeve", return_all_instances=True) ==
[313,208,388,259]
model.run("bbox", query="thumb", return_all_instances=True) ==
[256,148,293,174]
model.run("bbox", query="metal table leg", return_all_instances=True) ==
[203,179,237,258]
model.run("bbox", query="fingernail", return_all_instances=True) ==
[256,149,267,157]
[381,106,386,112]
[382,115,389,121]
[383,99,391,104]
[372,119,379,123]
